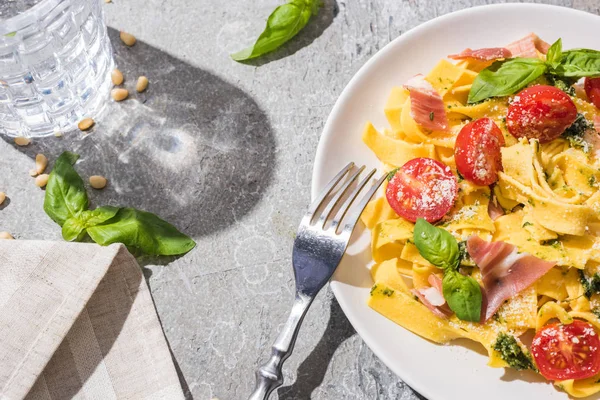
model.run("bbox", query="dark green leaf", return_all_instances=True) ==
[468,58,547,103]
[442,269,482,322]
[61,206,120,242]
[546,38,562,68]
[231,0,321,61]
[87,208,196,256]
[43,152,88,226]
[552,49,600,78]
[413,218,459,270]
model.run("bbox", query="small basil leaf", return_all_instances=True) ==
[546,38,562,68]
[552,49,600,78]
[87,207,196,256]
[442,269,482,322]
[62,217,87,242]
[231,0,321,61]
[386,168,399,181]
[43,151,88,226]
[61,206,120,242]
[413,218,459,270]
[468,58,547,104]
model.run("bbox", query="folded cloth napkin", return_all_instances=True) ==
[0,241,184,400]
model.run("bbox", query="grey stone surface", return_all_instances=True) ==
[1,0,600,399]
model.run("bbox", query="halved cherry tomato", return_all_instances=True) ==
[507,85,577,143]
[584,77,600,109]
[531,320,600,381]
[455,118,505,186]
[386,157,457,223]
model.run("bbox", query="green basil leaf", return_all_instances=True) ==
[552,49,600,78]
[468,58,547,104]
[413,218,459,270]
[87,207,196,256]
[442,269,482,322]
[43,151,88,226]
[61,206,120,242]
[231,0,321,61]
[546,38,562,68]
[62,217,87,242]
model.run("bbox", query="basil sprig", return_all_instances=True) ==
[231,0,322,61]
[413,219,482,322]
[468,39,600,103]
[45,152,195,256]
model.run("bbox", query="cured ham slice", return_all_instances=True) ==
[404,75,449,132]
[487,198,505,221]
[505,33,550,58]
[594,115,600,133]
[411,274,453,318]
[467,235,555,321]
[448,47,512,61]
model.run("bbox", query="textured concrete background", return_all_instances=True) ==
[1,0,600,399]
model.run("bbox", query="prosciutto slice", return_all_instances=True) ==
[487,197,505,221]
[448,47,512,61]
[467,235,555,321]
[404,75,449,132]
[594,116,600,133]
[505,33,550,58]
[411,274,453,318]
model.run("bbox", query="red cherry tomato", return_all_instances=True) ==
[455,118,505,186]
[531,320,600,381]
[584,77,600,109]
[507,85,577,143]
[386,158,458,223]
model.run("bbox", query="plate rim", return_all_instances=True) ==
[310,3,600,399]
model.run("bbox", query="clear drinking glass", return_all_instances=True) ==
[0,0,114,138]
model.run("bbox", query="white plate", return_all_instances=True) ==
[311,4,600,400]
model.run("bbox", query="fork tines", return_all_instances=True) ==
[306,162,386,234]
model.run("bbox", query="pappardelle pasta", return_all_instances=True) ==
[361,33,600,397]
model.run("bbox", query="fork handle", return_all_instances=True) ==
[248,294,313,400]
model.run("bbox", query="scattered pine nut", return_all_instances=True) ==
[0,192,5,205]
[136,76,149,92]
[29,169,38,177]
[105,0,112,3]
[35,154,48,175]
[78,117,95,131]
[35,174,49,188]
[120,31,136,46]
[14,136,30,146]
[111,68,124,85]
[89,175,108,189]
[111,88,129,101]
[53,128,63,137]
[0,232,14,240]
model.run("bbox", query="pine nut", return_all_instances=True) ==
[35,174,49,188]
[14,136,30,146]
[0,192,5,205]
[0,232,14,240]
[120,31,136,46]
[136,76,149,92]
[35,154,48,175]
[29,169,38,177]
[111,68,124,85]
[78,117,95,131]
[111,88,129,101]
[89,175,108,189]
[53,128,63,137]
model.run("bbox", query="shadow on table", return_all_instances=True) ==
[239,0,339,67]
[275,295,427,400]
[5,27,276,240]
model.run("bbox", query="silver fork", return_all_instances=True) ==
[249,162,386,400]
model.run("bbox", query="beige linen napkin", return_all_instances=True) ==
[0,241,184,400]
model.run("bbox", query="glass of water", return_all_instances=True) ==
[0,0,114,138]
